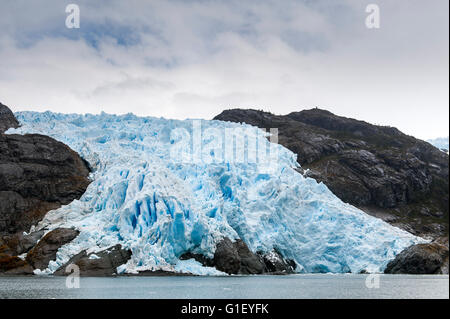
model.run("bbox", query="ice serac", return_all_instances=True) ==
[8,111,424,275]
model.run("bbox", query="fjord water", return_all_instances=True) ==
[0,275,448,299]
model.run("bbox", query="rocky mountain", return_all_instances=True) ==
[0,103,91,275]
[214,108,449,240]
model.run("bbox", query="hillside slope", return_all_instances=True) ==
[0,103,91,275]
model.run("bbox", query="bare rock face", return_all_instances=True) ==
[0,253,34,275]
[54,244,132,277]
[0,133,91,235]
[0,103,92,275]
[0,230,45,256]
[213,238,267,274]
[0,102,90,265]
[0,102,19,133]
[1,228,79,275]
[214,108,449,239]
[25,228,80,270]
[384,238,449,274]
[181,237,296,275]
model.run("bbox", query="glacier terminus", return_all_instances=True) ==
[6,111,424,275]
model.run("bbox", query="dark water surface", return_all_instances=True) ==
[0,274,448,299]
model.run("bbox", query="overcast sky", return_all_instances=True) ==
[0,0,448,139]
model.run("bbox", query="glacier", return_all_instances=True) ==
[428,137,449,153]
[7,111,424,275]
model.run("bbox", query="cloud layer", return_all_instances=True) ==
[0,0,448,139]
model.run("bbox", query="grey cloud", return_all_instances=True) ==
[0,0,448,139]
[87,76,175,98]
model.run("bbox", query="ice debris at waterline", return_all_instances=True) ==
[8,111,424,275]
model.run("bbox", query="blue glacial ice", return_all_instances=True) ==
[7,111,424,274]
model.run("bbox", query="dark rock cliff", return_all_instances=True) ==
[214,108,449,239]
[0,134,91,235]
[0,102,19,133]
[0,102,91,275]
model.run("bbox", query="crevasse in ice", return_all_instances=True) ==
[8,111,424,274]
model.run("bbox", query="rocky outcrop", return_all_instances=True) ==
[26,228,80,270]
[1,228,79,275]
[0,230,44,256]
[0,133,91,235]
[214,238,266,274]
[54,244,132,276]
[0,102,19,133]
[1,103,91,236]
[0,102,91,275]
[214,109,449,239]
[0,238,34,275]
[0,253,34,275]
[181,238,296,275]
[260,249,297,274]
[384,238,449,274]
